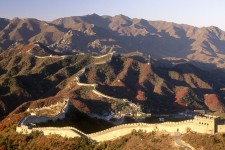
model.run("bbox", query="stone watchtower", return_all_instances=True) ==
[193,115,220,134]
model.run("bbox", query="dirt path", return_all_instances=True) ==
[173,132,195,150]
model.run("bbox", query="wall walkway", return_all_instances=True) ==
[16,52,222,142]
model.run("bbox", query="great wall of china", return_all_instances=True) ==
[75,52,139,104]
[17,107,225,142]
[16,52,225,142]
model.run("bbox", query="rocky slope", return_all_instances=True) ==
[1,14,225,70]
[1,43,225,120]
[0,42,93,118]
[80,54,225,112]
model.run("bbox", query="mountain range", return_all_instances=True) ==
[1,14,225,121]
[1,14,225,70]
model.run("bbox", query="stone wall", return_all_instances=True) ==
[92,89,121,101]
[218,125,225,133]
[92,52,114,59]
[87,120,213,142]
[16,126,87,138]
[18,100,69,127]
[87,119,219,142]
[16,116,223,142]
[16,52,224,142]
[75,52,123,101]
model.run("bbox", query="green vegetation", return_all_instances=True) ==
[109,55,124,74]
[96,64,110,83]
[75,87,93,99]
[180,90,205,109]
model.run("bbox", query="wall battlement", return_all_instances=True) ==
[18,99,69,127]
[16,114,222,142]
[15,53,224,142]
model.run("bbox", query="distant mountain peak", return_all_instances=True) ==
[87,13,100,17]
[1,14,225,69]
[114,14,131,20]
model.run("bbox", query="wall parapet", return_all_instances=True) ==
[18,99,69,127]
[16,52,222,141]
[17,114,221,142]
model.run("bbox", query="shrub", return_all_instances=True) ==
[186,127,191,133]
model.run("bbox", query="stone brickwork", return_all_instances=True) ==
[16,114,223,142]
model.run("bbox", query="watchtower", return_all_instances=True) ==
[193,115,220,134]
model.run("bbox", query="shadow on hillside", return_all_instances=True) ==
[0,68,7,75]
[191,61,223,71]
[36,103,114,134]
[0,86,10,95]
[128,55,147,63]
[152,61,225,92]
[116,29,195,58]
[97,85,136,99]
[79,98,112,115]
[1,93,33,116]
[207,34,225,54]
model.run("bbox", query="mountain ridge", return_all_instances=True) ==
[1,14,225,70]
[1,43,225,120]
[1,14,225,121]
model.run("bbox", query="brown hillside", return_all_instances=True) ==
[1,43,225,120]
[79,55,225,113]
[204,94,225,112]
[1,15,225,70]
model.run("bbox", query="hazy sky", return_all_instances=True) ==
[1,0,225,30]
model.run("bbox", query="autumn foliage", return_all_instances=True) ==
[204,94,225,112]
